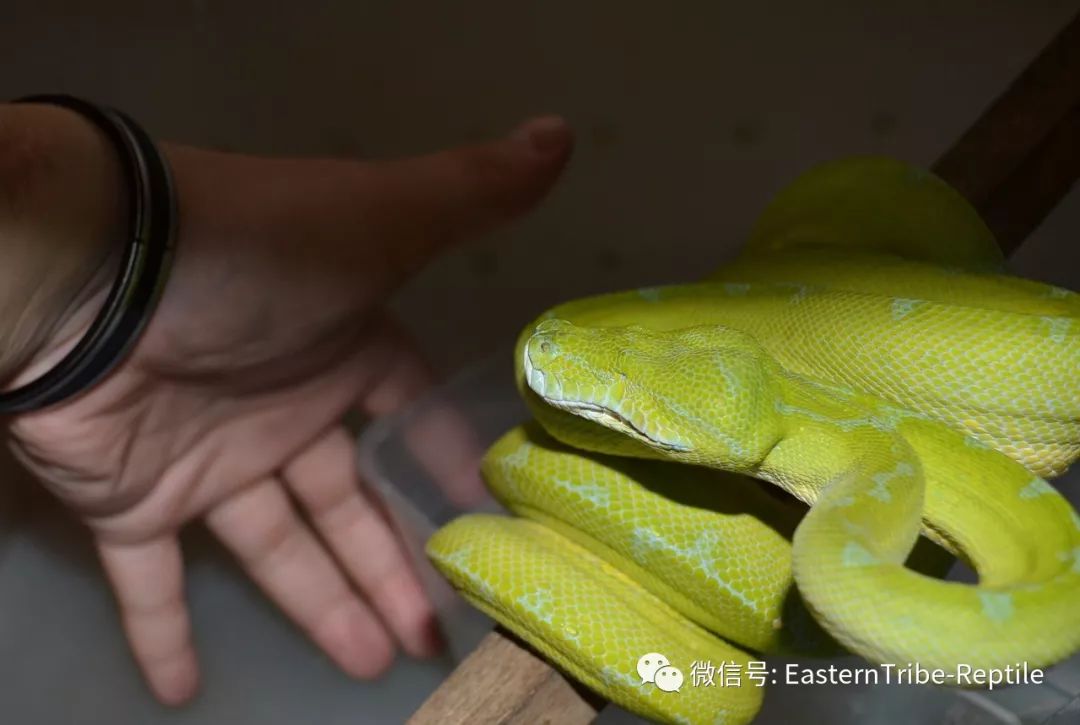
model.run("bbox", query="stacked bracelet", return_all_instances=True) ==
[0,94,177,414]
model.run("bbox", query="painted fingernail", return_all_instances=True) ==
[510,115,569,154]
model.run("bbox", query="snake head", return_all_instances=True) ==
[522,319,782,469]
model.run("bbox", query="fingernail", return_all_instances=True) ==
[408,614,447,659]
[510,115,569,155]
[150,655,200,706]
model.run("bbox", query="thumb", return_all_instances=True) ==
[359,115,573,280]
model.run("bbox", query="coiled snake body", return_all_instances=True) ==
[428,158,1080,724]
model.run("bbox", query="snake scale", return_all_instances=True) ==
[427,157,1080,724]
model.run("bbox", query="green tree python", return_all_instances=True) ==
[426,157,1080,724]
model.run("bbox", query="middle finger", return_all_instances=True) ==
[205,476,394,679]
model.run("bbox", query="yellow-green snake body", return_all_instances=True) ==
[427,158,1080,724]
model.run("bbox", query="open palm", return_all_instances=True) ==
[5,118,572,704]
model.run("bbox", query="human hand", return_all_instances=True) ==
[4,114,573,704]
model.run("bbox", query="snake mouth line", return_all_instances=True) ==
[550,399,690,453]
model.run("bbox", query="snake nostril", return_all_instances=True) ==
[540,341,552,354]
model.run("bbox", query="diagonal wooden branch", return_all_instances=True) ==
[408,627,605,724]
[932,9,1080,252]
[409,9,1080,724]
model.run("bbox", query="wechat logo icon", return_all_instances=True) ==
[637,652,683,693]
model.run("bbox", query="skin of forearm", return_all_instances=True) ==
[0,103,127,390]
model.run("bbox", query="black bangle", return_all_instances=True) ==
[0,95,176,414]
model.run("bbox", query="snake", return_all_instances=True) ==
[426,157,1080,724]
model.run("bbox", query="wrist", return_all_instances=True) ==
[0,102,127,391]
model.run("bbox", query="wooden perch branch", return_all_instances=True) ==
[408,627,605,724]
[932,10,1080,250]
